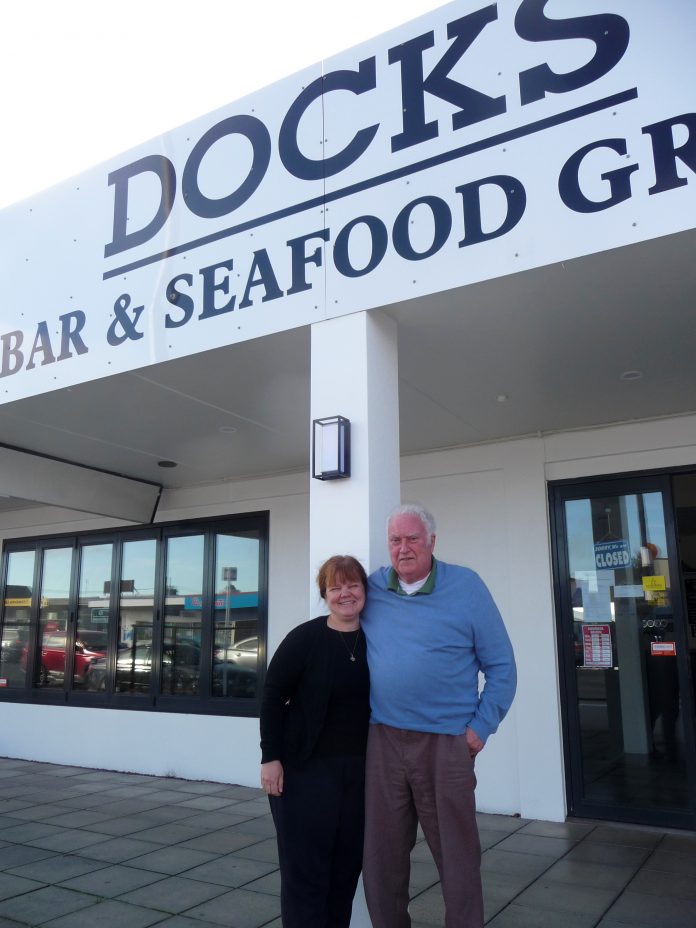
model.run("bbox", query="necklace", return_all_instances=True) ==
[337,628,361,662]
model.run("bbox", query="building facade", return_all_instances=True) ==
[1,0,695,833]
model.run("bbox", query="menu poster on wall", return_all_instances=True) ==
[582,624,613,669]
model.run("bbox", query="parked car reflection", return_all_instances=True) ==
[1,626,27,664]
[86,641,200,694]
[212,636,258,697]
[21,631,108,687]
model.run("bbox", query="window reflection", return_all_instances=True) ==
[76,544,111,689]
[0,550,35,688]
[212,531,260,698]
[35,548,73,688]
[111,539,157,694]
[162,536,203,695]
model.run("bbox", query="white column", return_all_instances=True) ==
[310,309,400,928]
[309,310,400,607]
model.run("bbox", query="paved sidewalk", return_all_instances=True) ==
[0,757,694,927]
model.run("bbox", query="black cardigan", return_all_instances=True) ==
[260,616,357,764]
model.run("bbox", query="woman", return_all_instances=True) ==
[260,555,370,928]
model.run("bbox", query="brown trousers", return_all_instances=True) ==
[363,724,483,928]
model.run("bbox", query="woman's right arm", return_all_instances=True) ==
[259,625,310,790]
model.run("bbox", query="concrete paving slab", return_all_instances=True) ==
[482,848,555,878]
[73,837,165,864]
[0,885,96,925]
[59,864,165,898]
[0,873,45,902]
[564,840,651,868]
[184,855,278,890]
[6,855,108,884]
[406,885,445,926]
[408,859,440,896]
[175,813,259,832]
[487,904,599,927]
[230,839,278,865]
[25,829,114,853]
[0,847,56,871]
[518,820,594,841]
[40,811,116,830]
[659,833,696,855]
[587,826,663,848]
[183,886,281,927]
[41,898,167,928]
[79,816,171,837]
[175,798,244,812]
[513,878,618,918]
[599,889,696,927]
[494,833,578,858]
[117,875,229,913]
[0,823,65,844]
[627,867,696,901]
[240,870,280,896]
[178,830,271,856]
[125,846,219,876]
[143,918,223,928]
[225,818,276,838]
[543,858,637,890]
[127,823,214,846]
[645,847,696,876]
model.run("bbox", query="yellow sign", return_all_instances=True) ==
[4,597,31,607]
[642,576,666,592]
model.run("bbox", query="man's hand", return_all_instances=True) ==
[466,727,485,758]
[260,760,284,796]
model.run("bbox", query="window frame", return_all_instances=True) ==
[0,512,268,718]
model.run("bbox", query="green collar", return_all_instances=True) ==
[386,559,437,596]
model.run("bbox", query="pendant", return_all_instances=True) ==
[350,655,356,662]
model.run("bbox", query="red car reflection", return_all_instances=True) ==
[22,631,108,686]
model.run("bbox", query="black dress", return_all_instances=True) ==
[260,616,370,928]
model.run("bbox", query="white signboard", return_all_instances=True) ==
[1,0,696,402]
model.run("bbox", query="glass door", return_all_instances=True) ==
[552,475,696,829]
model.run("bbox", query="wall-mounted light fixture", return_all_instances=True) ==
[312,416,351,480]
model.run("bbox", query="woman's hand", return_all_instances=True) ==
[260,760,284,797]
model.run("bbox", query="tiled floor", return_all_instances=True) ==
[0,757,695,927]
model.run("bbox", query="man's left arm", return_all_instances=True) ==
[466,576,517,750]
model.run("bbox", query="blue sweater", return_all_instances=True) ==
[361,560,516,741]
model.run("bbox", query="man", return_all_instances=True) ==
[361,503,516,928]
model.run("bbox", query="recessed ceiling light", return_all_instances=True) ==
[496,394,509,403]
[620,370,643,381]
[157,460,178,468]
[218,426,238,434]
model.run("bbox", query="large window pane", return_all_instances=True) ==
[113,539,157,694]
[0,550,35,688]
[36,548,73,688]
[212,531,260,698]
[76,544,111,689]
[162,535,203,695]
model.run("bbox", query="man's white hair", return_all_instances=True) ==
[387,503,436,537]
